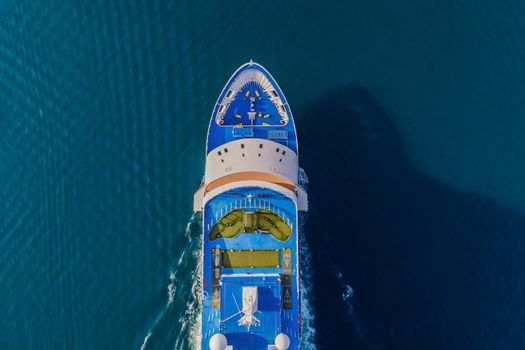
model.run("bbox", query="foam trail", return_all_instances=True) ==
[139,213,202,350]
[298,169,318,349]
[139,270,178,350]
[310,208,367,342]
[173,212,203,350]
[319,242,365,338]
[335,270,364,337]
[174,237,202,349]
[138,271,174,350]
[140,332,152,350]
[299,213,317,350]
[168,272,176,305]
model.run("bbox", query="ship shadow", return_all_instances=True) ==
[297,86,525,350]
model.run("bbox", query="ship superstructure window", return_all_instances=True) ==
[259,144,263,148]
[276,148,280,152]
[270,90,278,98]
[241,144,245,149]
[282,150,286,155]
[226,90,233,98]
[222,250,280,268]
[218,151,222,156]
[224,148,228,153]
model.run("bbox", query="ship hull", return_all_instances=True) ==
[195,61,307,350]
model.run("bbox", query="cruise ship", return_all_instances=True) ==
[194,61,308,350]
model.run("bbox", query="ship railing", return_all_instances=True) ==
[208,197,293,232]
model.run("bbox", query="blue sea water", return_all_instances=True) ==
[1,1,524,349]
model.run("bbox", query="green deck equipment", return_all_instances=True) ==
[209,208,292,242]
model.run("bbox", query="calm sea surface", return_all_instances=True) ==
[1,1,524,349]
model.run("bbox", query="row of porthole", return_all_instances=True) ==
[218,143,287,163]
[217,144,287,156]
[220,155,284,163]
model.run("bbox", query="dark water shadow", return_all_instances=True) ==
[297,86,525,350]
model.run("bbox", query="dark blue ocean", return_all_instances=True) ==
[1,1,524,349]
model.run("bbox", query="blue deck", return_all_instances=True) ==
[206,63,298,154]
[222,81,282,127]
[201,187,300,349]
[221,276,281,349]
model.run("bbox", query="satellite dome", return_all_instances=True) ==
[209,333,227,350]
[275,333,290,350]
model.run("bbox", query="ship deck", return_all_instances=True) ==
[200,62,302,349]
[201,187,300,349]
[221,81,282,127]
[206,62,298,154]
[220,275,281,349]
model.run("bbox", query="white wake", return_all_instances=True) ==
[139,213,202,350]
[300,219,317,349]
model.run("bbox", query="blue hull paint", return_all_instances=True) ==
[206,63,298,155]
[198,62,302,350]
